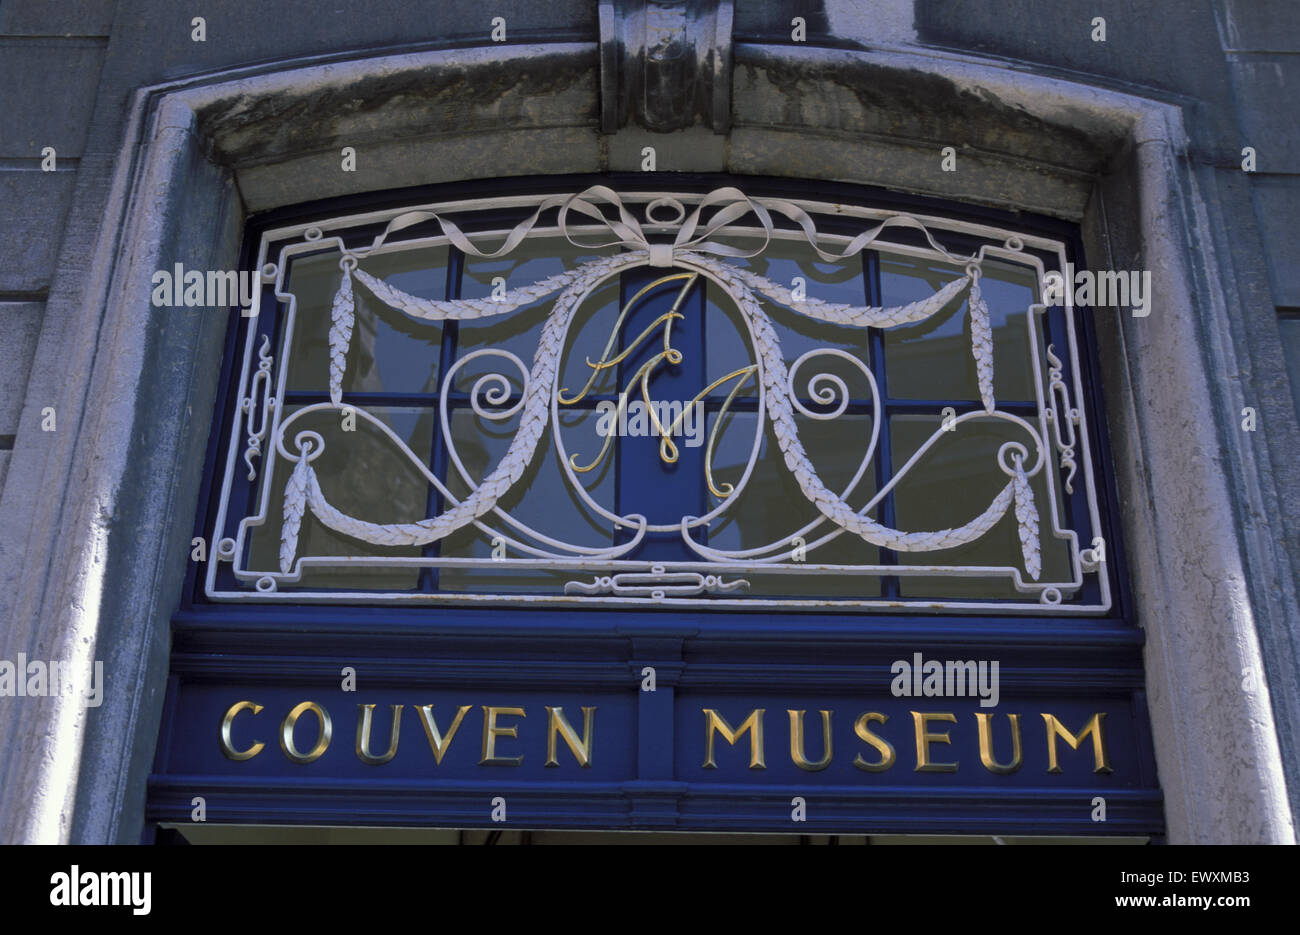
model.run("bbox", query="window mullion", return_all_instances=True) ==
[418,247,464,593]
[864,249,899,600]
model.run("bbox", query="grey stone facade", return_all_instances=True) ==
[0,0,1296,843]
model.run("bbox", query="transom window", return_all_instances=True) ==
[204,183,1112,612]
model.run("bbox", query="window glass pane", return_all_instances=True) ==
[247,405,435,590]
[439,405,617,593]
[881,256,1037,402]
[890,414,1072,599]
[284,247,449,395]
[706,410,882,597]
[458,236,622,364]
[719,239,870,367]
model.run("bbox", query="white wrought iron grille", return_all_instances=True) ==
[205,186,1111,612]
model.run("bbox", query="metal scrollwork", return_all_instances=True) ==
[241,335,275,480]
[1044,344,1081,494]
[207,186,1111,612]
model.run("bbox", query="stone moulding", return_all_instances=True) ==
[598,0,734,133]
[0,37,1292,846]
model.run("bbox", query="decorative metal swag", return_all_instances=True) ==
[277,187,1044,585]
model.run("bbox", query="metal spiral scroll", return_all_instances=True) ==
[282,251,648,572]
[277,187,1044,585]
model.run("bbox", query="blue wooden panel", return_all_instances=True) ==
[147,651,1161,835]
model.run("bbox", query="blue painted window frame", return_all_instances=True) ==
[188,174,1127,611]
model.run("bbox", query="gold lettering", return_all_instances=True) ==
[355,704,403,765]
[545,706,596,767]
[416,704,471,765]
[975,712,1022,774]
[912,711,958,772]
[480,706,526,765]
[853,712,895,772]
[702,708,765,769]
[788,709,833,771]
[1042,713,1112,773]
[219,700,264,761]
[280,701,332,764]
[559,270,756,496]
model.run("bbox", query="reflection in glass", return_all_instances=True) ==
[285,248,449,395]
[248,406,435,589]
[882,256,1037,402]
[890,414,1070,599]
[706,412,881,597]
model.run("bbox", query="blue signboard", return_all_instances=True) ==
[146,610,1162,838]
